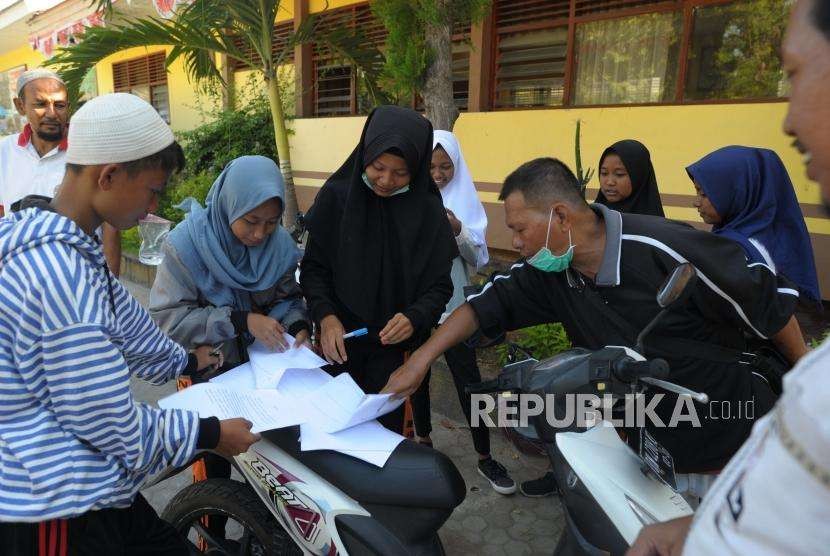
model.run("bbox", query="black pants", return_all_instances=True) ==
[0,494,189,556]
[325,337,407,434]
[411,341,491,456]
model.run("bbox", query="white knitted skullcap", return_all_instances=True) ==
[16,69,65,96]
[66,93,175,165]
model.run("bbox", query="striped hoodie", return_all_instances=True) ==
[0,208,200,522]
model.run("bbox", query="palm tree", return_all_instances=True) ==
[48,0,386,228]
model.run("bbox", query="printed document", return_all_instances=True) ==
[158,383,303,433]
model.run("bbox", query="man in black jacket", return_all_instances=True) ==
[383,157,808,476]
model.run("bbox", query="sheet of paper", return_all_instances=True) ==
[277,367,332,398]
[332,393,404,433]
[300,420,404,467]
[158,383,304,433]
[248,334,327,389]
[210,362,256,390]
[301,373,404,433]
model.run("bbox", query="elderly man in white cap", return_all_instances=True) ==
[0,93,259,555]
[0,68,122,275]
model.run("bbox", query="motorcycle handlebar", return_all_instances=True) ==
[614,358,669,382]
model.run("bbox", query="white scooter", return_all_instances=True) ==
[153,422,466,554]
[467,263,712,555]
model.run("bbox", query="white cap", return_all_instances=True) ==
[16,69,65,97]
[66,93,175,165]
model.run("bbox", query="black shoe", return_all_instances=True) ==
[519,471,559,497]
[477,457,517,495]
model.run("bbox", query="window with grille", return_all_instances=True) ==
[112,52,170,123]
[495,27,568,108]
[574,11,682,105]
[312,3,386,117]
[229,20,294,72]
[492,0,569,109]
[683,0,790,100]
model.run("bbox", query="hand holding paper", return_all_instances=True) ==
[158,383,303,433]
[303,373,404,433]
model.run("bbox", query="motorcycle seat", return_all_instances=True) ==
[261,426,466,510]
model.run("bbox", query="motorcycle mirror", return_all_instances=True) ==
[656,263,696,308]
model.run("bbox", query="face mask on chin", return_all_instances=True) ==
[526,208,575,273]
[362,172,410,196]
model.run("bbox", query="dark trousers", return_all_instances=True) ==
[0,494,189,556]
[411,341,491,456]
[325,337,407,434]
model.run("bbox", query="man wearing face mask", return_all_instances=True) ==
[383,157,808,482]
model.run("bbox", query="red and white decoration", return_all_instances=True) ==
[29,11,105,58]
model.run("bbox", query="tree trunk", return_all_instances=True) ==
[423,0,458,131]
[266,76,299,229]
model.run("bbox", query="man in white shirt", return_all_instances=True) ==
[627,0,830,554]
[0,69,121,275]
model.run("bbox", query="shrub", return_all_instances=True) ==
[496,322,572,364]
[176,73,293,179]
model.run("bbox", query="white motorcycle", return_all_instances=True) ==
[154,425,466,555]
[467,263,713,555]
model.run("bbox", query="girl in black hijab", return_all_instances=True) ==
[301,105,456,433]
[595,139,665,216]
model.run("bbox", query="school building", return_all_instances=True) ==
[1,0,827,296]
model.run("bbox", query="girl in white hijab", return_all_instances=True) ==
[411,130,516,495]
[432,130,489,272]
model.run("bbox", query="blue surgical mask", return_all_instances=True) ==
[362,172,410,196]
[527,208,575,273]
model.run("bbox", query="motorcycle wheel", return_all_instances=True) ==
[162,478,302,556]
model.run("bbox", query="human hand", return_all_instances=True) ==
[215,418,260,457]
[380,354,430,399]
[626,516,694,556]
[446,208,462,236]
[293,328,311,348]
[320,315,347,364]
[379,313,414,345]
[248,313,288,352]
[193,344,223,373]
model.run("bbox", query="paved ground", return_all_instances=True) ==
[124,280,564,555]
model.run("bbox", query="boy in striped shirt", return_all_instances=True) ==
[0,93,259,555]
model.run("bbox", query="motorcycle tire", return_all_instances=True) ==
[161,478,302,556]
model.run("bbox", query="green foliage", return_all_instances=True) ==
[713,0,792,99]
[496,323,572,365]
[809,328,830,349]
[371,0,427,99]
[371,0,491,100]
[177,75,286,178]
[574,119,594,197]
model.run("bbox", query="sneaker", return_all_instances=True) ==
[477,457,517,495]
[519,471,559,497]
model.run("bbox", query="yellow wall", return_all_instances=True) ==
[288,102,830,299]
[290,102,822,212]
[0,45,46,76]
[94,46,220,132]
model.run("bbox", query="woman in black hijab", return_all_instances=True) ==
[595,139,665,216]
[301,105,456,433]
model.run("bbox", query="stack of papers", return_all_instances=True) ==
[157,333,405,466]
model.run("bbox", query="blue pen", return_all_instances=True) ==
[343,328,368,340]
